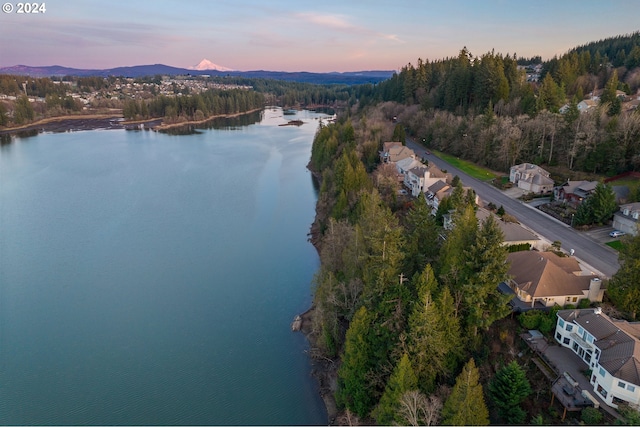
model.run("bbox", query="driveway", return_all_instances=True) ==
[585,226,622,245]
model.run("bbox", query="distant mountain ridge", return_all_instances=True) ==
[0,63,394,85]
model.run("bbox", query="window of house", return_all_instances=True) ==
[597,384,608,398]
[566,324,573,332]
[573,343,579,352]
[559,318,565,328]
[628,385,636,392]
[587,335,594,343]
[595,349,600,360]
[578,326,584,335]
[619,381,626,389]
[572,297,578,302]
[556,332,562,341]
[599,367,606,377]
[563,337,570,345]
[585,352,592,363]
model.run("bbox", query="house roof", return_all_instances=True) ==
[477,208,540,244]
[427,163,450,180]
[620,202,640,213]
[396,157,423,172]
[427,179,449,195]
[387,146,415,163]
[382,141,403,152]
[559,309,640,386]
[507,251,598,298]
[409,166,428,177]
[528,173,555,186]
[511,163,550,177]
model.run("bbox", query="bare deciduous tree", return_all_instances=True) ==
[398,390,443,426]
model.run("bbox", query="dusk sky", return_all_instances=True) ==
[1,0,638,72]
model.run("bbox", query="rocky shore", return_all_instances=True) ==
[296,307,339,425]
[296,165,341,425]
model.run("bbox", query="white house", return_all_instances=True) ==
[555,308,640,409]
[509,163,554,194]
[406,165,429,197]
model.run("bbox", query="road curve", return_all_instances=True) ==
[405,138,620,278]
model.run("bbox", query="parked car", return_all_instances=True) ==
[610,230,626,238]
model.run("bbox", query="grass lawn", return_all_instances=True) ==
[606,240,625,251]
[433,150,499,182]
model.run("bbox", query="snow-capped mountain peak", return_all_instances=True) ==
[189,59,233,71]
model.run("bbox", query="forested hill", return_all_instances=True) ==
[360,32,640,177]
[566,31,640,69]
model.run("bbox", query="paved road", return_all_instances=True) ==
[406,138,620,278]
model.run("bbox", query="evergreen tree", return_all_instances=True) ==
[0,103,7,126]
[14,95,35,124]
[373,353,418,425]
[489,361,532,424]
[337,306,376,417]
[442,358,489,425]
[574,182,617,226]
[355,190,404,302]
[407,285,445,392]
[403,193,440,276]
[608,232,640,320]
[462,214,511,338]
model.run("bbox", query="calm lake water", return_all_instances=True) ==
[0,108,329,425]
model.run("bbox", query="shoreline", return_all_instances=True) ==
[298,165,340,425]
[0,108,264,136]
[152,108,263,131]
[297,306,339,425]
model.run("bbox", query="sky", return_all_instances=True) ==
[1,0,639,72]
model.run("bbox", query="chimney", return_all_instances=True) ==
[588,278,602,302]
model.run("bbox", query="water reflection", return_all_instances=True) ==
[160,109,264,135]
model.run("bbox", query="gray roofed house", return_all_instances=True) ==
[476,208,541,249]
[555,308,640,408]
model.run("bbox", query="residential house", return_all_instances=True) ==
[509,163,554,194]
[406,165,429,197]
[379,141,415,164]
[476,208,541,250]
[425,180,451,215]
[578,99,598,112]
[395,157,424,186]
[612,202,640,236]
[555,308,640,408]
[505,251,604,309]
[554,180,599,205]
